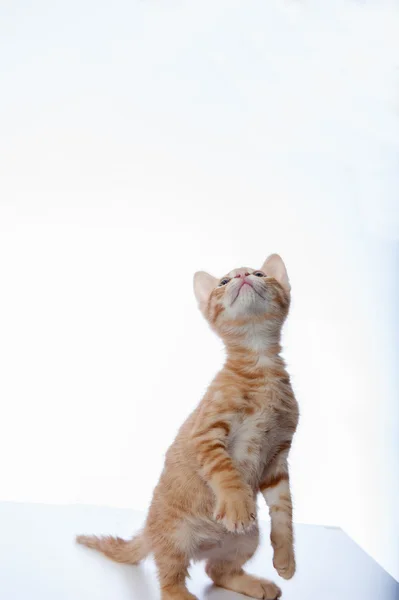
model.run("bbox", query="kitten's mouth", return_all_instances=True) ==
[231,281,264,305]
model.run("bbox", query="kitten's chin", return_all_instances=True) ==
[225,288,267,318]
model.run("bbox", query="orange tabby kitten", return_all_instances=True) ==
[77,254,299,600]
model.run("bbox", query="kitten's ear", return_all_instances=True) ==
[193,271,219,311]
[261,254,290,292]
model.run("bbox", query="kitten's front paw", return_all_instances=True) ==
[214,489,256,533]
[273,545,296,580]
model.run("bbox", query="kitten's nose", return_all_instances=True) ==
[235,272,250,278]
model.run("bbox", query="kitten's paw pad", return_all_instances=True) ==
[214,490,256,533]
[273,546,296,580]
[243,577,282,600]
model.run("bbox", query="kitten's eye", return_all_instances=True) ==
[253,271,265,277]
[219,278,230,287]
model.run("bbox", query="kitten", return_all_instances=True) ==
[77,254,299,600]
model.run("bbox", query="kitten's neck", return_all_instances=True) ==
[223,326,285,375]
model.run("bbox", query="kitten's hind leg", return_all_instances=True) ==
[205,530,281,600]
[206,564,281,600]
[154,549,197,600]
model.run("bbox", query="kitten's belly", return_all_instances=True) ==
[193,526,259,562]
[229,414,279,487]
[233,444,270,488]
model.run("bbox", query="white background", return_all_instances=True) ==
[0,0,398,581]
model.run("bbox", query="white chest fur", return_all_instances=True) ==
[228,411,272,484]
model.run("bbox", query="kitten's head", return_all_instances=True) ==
[193,254,290,344]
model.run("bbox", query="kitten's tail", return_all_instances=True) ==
[76,530,150,564]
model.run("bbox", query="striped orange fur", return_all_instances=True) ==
[77,254,299,600]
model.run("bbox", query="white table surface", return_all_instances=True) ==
[0,502,397,600]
